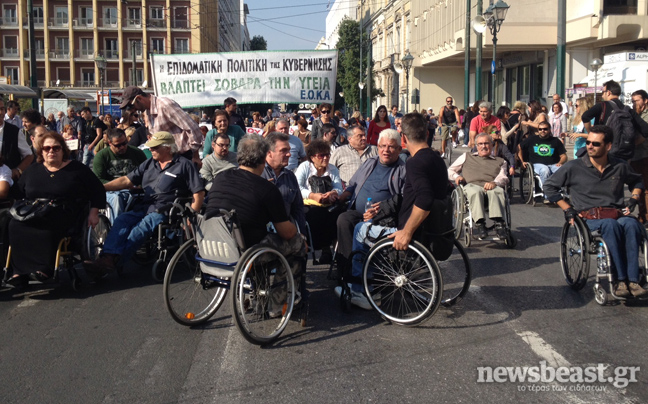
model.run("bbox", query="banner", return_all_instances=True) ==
[150,50,338,108]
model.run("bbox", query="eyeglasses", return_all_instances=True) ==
[42,145,62,153]
[320,110,330,114]
[538,128,550,131]
[476,142,491,147]
[585,140,603,147]
[214,143,230,149]
[111,141,128,148]
[313,153,331,159]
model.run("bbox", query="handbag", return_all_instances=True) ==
[9,199,60,222]
[308,175,333,194]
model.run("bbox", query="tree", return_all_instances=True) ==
[250,35,267,51]
[335,18,382,113]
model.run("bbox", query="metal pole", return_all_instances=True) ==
[405,69,410,114]
[27,0,38,109]
[556,0,566,99]
[359,3,363,115]
[475,0,483,102]
[464,0,472,110]
[491,32,497,104]
[100,70,105,115]
[366,46,371,119]
[132,42,137,85]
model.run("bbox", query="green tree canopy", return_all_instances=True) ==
[250,35,267,51]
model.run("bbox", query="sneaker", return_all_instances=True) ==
[543,199,552,205]
[334,286,342,298]
[494,222,507,240]
[350,289,372,310]
[452,142,457,148]
[475,222,488,240]
[615,282,630,298]
[461,144,469,148]
[440,153,446,158]
[628,282,648,297]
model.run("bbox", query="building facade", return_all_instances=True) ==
[0,0,240,90]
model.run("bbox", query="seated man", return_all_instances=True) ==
[448,133,509,240]
[330,124,378,185]
[93,128,147,219]
[519,121,567,203]
[335,129,406,272]
[84,132,204,275]
[200,132,238,189]
[336,114,447,309]
[545,125,647,298]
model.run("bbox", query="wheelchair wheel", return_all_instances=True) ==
[519,165,535,205]
[503,201,516,249]
[445,145,453,165]
[451,187,464,240]
[594,283,608,305]
[164,239,227,326]
[131,240,157,266]
[463,221,472,248]
[639,239,648,287]
[560,217,591,290]
[83,214,111,261]
[363,239,442,325]
[231,245,295,345]
[439,239,472,307]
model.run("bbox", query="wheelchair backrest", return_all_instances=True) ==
[195,210,245,266]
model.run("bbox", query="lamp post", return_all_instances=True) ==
[483,0,510,104]
[339,91,346,119]
[590,58,603,102]
[358,81,365,117]
[402,52,414,114]
[94,54,107,115]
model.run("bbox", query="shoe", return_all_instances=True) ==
[440,153,446,158]
[294,290,302,306]
[615,282,630,298]
[461,144,469,148]
[29,271,52,283]
[475,222,488,240]
[494,222,507,240]
[628,282,648,297]
[83,253,117,278]
[350,289,372,310]
[543,199,552,205]
[318,250,333,265]
[452,142,457,148]
[5,274,29,290]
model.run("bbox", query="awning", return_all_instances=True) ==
[0,84,39,98]
[43,89,97,101]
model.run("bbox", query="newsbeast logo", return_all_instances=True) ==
[477,361,640,391]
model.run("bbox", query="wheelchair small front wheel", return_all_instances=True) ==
[152,259,166,282]
[594,283,608,305]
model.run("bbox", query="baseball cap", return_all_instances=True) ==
[145,131,175,148]
[120,86,146,109]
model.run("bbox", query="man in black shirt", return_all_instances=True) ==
[224,97,246,133]
[80,106,107,167]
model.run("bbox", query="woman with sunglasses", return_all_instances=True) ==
[310,103,337,141]
[367,105,390,146]
[5,132,105,289]
[569,96,593,159]
[295,139,343,264]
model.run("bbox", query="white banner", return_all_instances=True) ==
[150,50,338,108]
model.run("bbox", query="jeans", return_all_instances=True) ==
[586,217,644,283]
[102,210,165,262]
[533,163,561,197]
[105,190,132,224]
[351,222,395,292]
[80,144,94,167]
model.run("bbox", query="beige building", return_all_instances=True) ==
[0,0,219,89]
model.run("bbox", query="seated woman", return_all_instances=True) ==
[203,110,246,155]
[6,132,105,289]
[294,139,343,263]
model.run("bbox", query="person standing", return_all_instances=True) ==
[468,102,501,147]
[276,118,305,170]
[310,103,338,141]
[630,89,648,224]
[388,105,402,128]
[224,97,246,133]
[0,100,34,182]
[366,105,391,146]
[79,107,106,167]
[4,101,22,129]
[439,96,461,157]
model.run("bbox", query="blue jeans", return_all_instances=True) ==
[102,210,165,262]
[533,163,561,197]
[80,144,94,167]
[586,217,644,283]
[351,222,395,292]
[105,190,131,224]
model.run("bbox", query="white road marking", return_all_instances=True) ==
[516,330,571,368]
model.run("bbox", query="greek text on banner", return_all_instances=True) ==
[150,50,338,108]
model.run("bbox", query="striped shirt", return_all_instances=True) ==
[144,95,203,153]
[330,144,378,184]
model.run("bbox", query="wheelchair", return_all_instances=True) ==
[451,183,516,248]
[560,215,648,305]
[519,163,544,205]
[163,210,305,345]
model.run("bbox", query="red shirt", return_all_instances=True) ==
[469,114,501,134]
[367,120,389,146]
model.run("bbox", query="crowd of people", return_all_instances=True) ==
[2,78,648,304]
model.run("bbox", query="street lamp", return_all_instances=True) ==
[339,91,347,119]
[484,0,510,104]
[401,52,414,114]
[94,54,107,115]
[590,58,603,102]
[358,81,365,116]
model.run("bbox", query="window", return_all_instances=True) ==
[129,40,143,57]
[55,7,68,26]
[151,38,165,54]
[81,70,95,86]
[173,7,188,28]
[34,6,44,25]
[104,7,117,26]
[105,39,118,58]
[395,26,401,55]
[175,38,189,54]
[129,68,144,85]
[2,5,17,25]
[80,7,93,26]
[35,38,44,56]
[3,36,18,57]
[151,7,164,19]
[80,38,93,57]
[128,8,141,25]
[55,37,69,58]
[5,67,19,84]
[386,30,394,56]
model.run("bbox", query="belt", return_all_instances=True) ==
[580,207,620,220]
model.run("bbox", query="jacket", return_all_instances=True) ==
[345,156,407,210]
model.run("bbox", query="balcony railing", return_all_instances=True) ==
[171,19,189,29]
[2,16,18,26]
[24,49,46,58]
[50,49,70,59]
[48,17,69,27]
[147,19,166,28]
[76,81,96,87]
[104,49,120,59]
[50,80,71,87]
[34,17,44,26]
[149,49,166,54]
[75,49,95,59]
[0,48,19,57]
[172,49,190,54]
[126,19,142,27]
[104,81,120,87]
[124,50,143,59]
[73,18,94,28]
[100,18,119,27]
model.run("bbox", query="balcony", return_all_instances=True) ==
[24,49,46,59]
[147,19,166,28]
[104,81,120,88]
[50,49,70,59]
[1,16,18,26]
[149,49,166,55]
[100,18,119,28]
[73,18,94,28]
[48,17,69,28]
[0,48,19,57]
[75,50,95,59]
[124,50,143,59]
[104,50,120,59]
[171,19,189,29]
[126,19,142,28]
[34,17,44,27]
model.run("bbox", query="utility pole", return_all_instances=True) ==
[359,2,363,114]
[27,0,38,109]
[464,0,471,110]
[475,0,483,102]
[556,0,566,98]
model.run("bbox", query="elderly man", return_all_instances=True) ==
[335,128,406,276]
[448,133,509,240]
[0,99,33,182]
[56,110,69,134]
[120,86,203,165]
[262,132,306,236]
[93,128,147,219]
[84,132,205,275]
[545,125,647,298]
[468,101,501,147]
[275,118,306,170]
[330,124,378,184]
[200,132,238,187]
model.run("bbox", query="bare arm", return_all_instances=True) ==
[274,220,297,240]
[557,153,567,166]
[191,191,205,212]
[89,128,103,149]
[388,206,430,250]
[104,176,134,191]
[13,155,34,181]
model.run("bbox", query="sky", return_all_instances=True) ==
[244,0,329,50]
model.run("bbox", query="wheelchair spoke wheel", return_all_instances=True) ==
[131,240,157,266]
[439,239,472,307]
[640,240,648,287]
[560,217,590,290]
[164,239,227,326]
[451,187,464,240]
[232,245,294,345]
[463,221,472,247]
[520,166,535,205]
[363,239,442,325]
[83,214,111,261]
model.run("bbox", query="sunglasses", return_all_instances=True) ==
[538,128,550,131]
[314,153,331,159]
[42,145,62,153]
[111,141,128,148]
[586,140,603,147]
[320,110,330,114]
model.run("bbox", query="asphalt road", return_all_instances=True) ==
[0,143,647,404]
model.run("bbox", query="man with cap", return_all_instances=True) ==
[120,86,203,165]
[83,131,205,276]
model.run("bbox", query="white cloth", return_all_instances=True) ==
[4,113,22,129]
[0,164,13,187]
[0,123,33,159]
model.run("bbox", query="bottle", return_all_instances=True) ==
[596,242,606,273]
[365,197,373,223]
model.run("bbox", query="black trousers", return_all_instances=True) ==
[336,210,363,269]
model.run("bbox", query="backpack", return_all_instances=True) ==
[601,101,637,160]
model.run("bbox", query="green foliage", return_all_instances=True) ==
[335,18,382,111]
[250,35,267,51]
